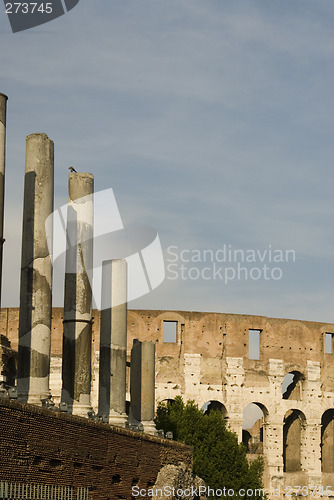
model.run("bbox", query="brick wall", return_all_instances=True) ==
[0,398,192,500]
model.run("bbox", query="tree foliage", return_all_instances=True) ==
[155,396,265,498]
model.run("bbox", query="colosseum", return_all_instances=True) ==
[1,306,334,495]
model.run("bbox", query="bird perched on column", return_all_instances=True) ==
[69,166,77,173]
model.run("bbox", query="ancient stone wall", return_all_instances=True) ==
[1,307,334,495]
[0,397,192,500]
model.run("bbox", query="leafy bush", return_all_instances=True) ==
[155,396,265,498]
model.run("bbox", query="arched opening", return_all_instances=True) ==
[242,403,267,454]
[321,409,334,472]
[283,409,306,472]
[161,398,176,406]
[282,371,304,400]
[201,400,227,418]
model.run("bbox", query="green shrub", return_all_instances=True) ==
[155,396,265,498]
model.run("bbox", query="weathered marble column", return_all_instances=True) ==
[130,339,157,435]
[61,172,94,416]
[18,133,54,404]
[98,259,127,426]
[0,93,8,309]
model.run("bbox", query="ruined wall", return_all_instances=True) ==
[1,307,334,495]
[0,333,16,387]
[0,397,192,500]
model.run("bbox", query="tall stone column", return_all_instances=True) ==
[130,339,157,435]
[61,172,94,416]
[18,133,54,404]
[98,259,127,426]
[0,93,8,309]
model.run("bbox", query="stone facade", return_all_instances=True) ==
[1,307,334,495]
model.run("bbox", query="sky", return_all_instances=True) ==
[0,0,334,324]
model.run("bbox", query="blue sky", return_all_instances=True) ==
[0,0,333,323]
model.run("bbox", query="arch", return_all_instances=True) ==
[160,398,176,406]
[321,409,334,472]
[201,400,227,418]
[251,402,269,420]
[283,409,306,472]
[282,371,305,400]
[242,402,268,454]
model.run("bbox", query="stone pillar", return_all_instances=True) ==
[306,421,322,486]
[98,259,127,426]
[265,419,284,491]
[18,133,54,404]
[227,416,243,442]
[130,339,157,435]
[0,93,8,309]
[61,172,94,416]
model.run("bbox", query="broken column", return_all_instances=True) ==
[17,133,54,404]
[0,93,8,308]
[61,172,94,416]
[130,339,157,435]
[98,259,128,426]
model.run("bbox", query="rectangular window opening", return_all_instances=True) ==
[249,329,261,360]
[324,333,334,354]
[163,321,177,343]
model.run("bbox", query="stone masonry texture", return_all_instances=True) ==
[0,397,192,500]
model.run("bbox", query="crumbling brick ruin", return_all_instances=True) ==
[0,396,193,500]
